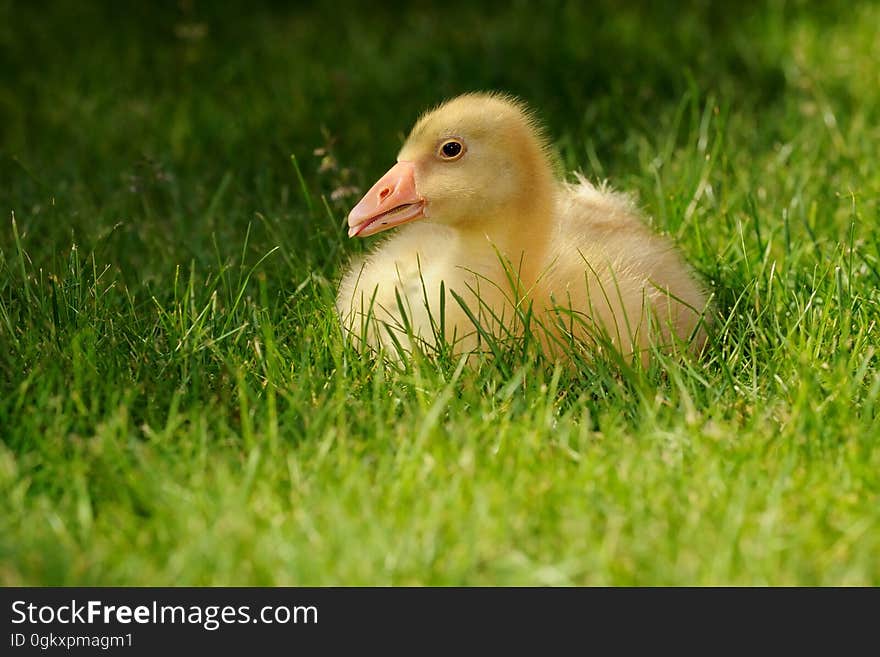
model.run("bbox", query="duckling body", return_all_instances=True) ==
[336,93,708,360]
[337,221,517,353]
[540,177,708,357]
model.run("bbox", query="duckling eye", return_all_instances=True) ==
[439,139,465,160]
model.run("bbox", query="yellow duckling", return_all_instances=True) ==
[337,92,709,361]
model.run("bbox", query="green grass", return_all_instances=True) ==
[1,0,879,585]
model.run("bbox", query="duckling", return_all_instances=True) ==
[336,92,709,361]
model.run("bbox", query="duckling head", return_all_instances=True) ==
[347,92,556,238]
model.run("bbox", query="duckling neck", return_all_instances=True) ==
[456,188,556,291]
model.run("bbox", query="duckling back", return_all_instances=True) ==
[536,175,709,360]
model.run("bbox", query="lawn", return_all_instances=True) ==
[1,0,878,585]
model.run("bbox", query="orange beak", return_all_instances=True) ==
[347,161,425,238]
